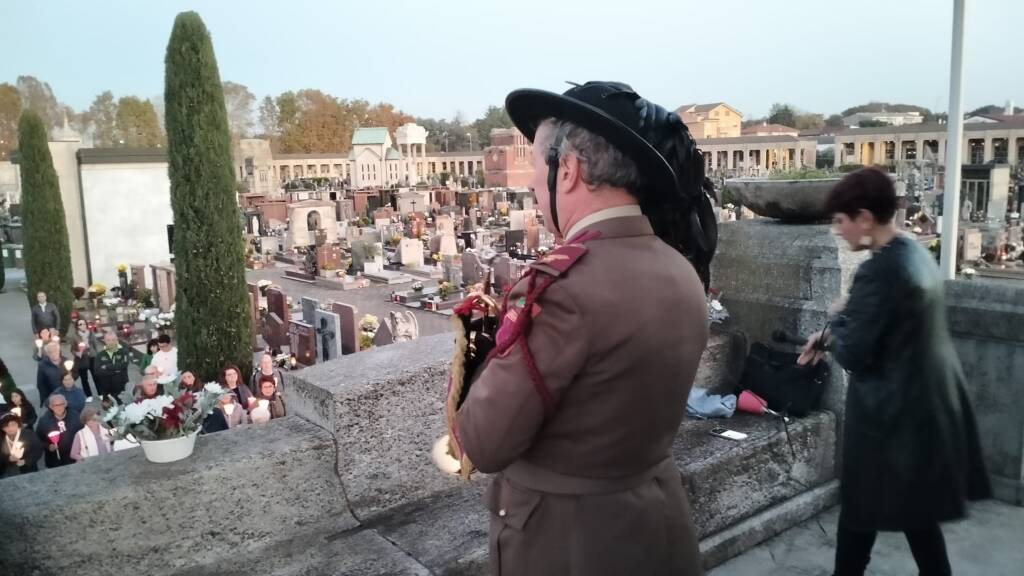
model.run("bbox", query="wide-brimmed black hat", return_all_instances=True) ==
[505,81,678,199]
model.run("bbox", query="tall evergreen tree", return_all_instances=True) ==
[18,111,73,328]
[164,12,252,382]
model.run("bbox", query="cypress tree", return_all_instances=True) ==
[164,12,252,382]
[19,111,73,329]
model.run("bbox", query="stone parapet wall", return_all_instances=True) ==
[0,418,354,576]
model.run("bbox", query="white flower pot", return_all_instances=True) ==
[139,431,199,463]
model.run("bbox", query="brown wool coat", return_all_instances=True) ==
[459,215,708,576]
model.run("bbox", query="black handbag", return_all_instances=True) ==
[738,342,829,417]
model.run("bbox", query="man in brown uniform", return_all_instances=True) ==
[456,82,718,575]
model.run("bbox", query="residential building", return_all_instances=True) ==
[484,127,534,188]
[676,103,743,139]
[842,111,924,127]
[741,123,799,137]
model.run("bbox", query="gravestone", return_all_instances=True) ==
[373,318,394,347]
[505,230,525,250]
[130,265,147,293]
[266,287,289,323]
[961,228,983,261]
[493,255,513,293]
[247,282,261,351]
[289,320,317,366]
[399,238,422,268]
[332,302,360,355]
[264,313,289,352]
[301,297,320,325]
[314,310,343,362]
[462,251,483,286]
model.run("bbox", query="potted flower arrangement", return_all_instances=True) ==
[103,383,226,463]
[411,281,424,293]
[359,314,379,350]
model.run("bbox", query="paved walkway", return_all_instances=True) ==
[1,269,45,408]
[709,500,1023,575]
[1,268,140,410]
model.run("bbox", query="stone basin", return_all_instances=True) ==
[724,178,841,223]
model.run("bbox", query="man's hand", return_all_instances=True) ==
[797,330,829,366]
[16,459,25,467]
[47,444,57,452]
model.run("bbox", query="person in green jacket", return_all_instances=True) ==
[138,338,159,375]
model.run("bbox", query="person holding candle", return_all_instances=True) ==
[35,341,64,405]
[68,317,98,355]
[201,393,247,434]
[1,412,42,475]
[36,394,82,469]
[253,375,286,421]
[70,339,96,400]
[70,407,114,461]
[150,334,179,385]
[220,365,253,411]
[54,371,86,415]
[7,389,38,429]
[32,328,52,361]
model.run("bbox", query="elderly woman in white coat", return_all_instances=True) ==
[70,407,114,461]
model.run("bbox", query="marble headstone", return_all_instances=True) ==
[332,302,360,355]
[289,320,317,366]
[314,310,343,362]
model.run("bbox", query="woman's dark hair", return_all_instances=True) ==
[10,388,28,405]
[256,375,277,397]
[146,338,159,353]
[632,98,718,291]
[825,167,897,224]
[220,364,242,385]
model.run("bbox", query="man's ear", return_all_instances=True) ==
[560,152,582,193]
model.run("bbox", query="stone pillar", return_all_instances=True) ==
[711,149,719,171]
[713,220,869,465]
[916,139,925,162]
[834,142,843,167]
[983,137,994,163]
[1009,138,1019,166]
[793,148,801,169]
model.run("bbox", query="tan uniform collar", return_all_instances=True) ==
[564,207,653,243]
[565,205,642,242]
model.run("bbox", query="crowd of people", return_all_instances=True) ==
[1,294,289,477]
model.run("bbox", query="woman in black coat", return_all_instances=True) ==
[801,168,990,576]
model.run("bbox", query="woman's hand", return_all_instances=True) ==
[798,331,829,366]
[828,295,849,317]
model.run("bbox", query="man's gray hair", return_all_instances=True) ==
[48,394,67,407]
[537,119,644,193]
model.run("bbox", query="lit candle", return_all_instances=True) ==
[35,338,43,350]
[258,399,269,410]
[11,441,24,461]
[63,359,75,372]
[11,407,21,417]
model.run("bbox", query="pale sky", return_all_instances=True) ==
[1,0,1020,121]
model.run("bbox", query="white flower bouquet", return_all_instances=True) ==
[103,383,226,441]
